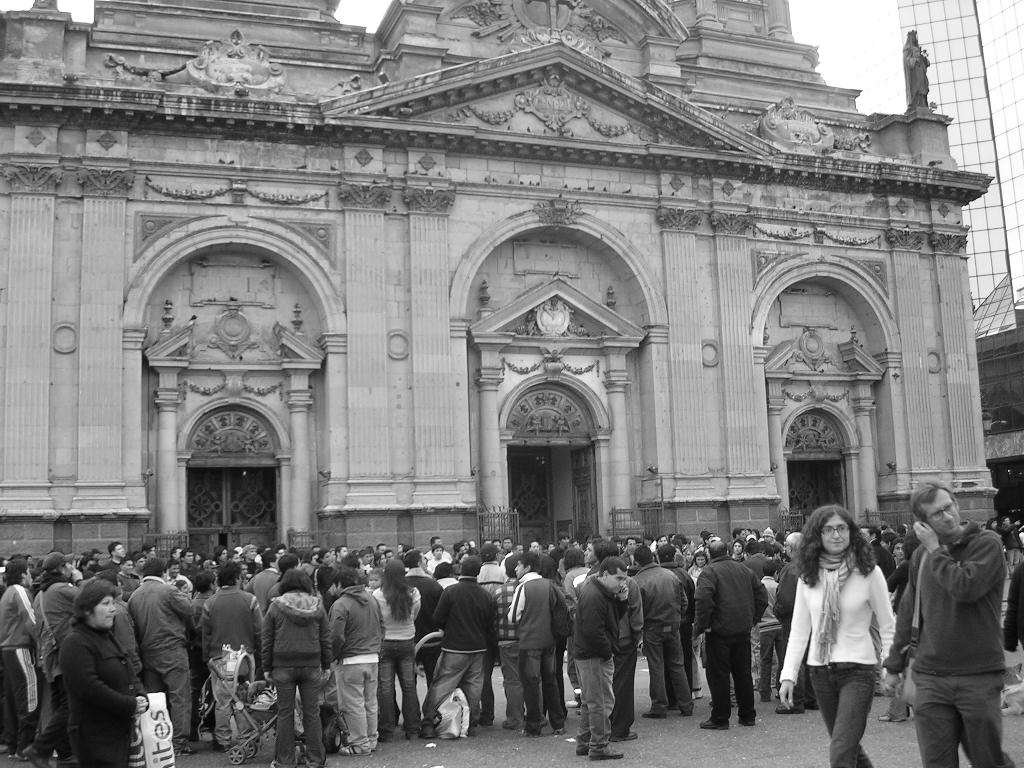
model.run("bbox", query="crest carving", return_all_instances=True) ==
[757,97,835,153]
[206,304,260,359]
[533,197,583,225]
[507,388,592,439]
[514,297,592,337]
[185,30,286,96]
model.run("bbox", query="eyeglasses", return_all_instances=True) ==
[822,524,849,537]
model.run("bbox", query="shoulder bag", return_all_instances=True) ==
[899,553,928,708]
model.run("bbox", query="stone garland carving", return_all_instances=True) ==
[77,168,136,197]
[814,228,881,247]
[709,212,753,235]
[783,387,849,404]
[753,223,813,241]
[181,372,228,397]
[403,187,456,212]
[247,188,326,206]
[785,412,843,453]
[145,176,230,201]
[656,207,703,231]
[502,356,599,376]
[756,97,836,153]
[337,182,393,209]
[884,228,926,251]
[1,164,63,193]
[185,30,286,97]
[242,380,282,397]
[533,197,583,226]
[929,232,969,253]
[104,53,186,82]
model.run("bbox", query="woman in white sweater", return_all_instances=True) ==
[779,505,895,768]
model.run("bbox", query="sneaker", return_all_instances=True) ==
[775,706,804,715]
[552,727,567,736]
[502,721,523,731]
[418,727,437,740]
[8,753,28,764]
[679,706,694,717]
[575,744,590,756]
[699,719,729,731]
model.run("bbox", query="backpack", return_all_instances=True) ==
[550,582,572,639]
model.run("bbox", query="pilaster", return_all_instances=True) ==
[153,365,185,532]
[286,381,314,535]
[0,163,60,509]
[320,332,349,509]
[476,354,505,508]
[603,368,632,510]
[122,328,148,510]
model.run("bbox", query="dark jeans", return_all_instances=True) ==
[420,651,484,729]
[781,627,817,709]
[914,670,1016,768]
[480,648,495,725]
[32,674,71,758]
[553,636,568,715]
[2,648,39,753]
[809,663,876,768]
[610,642,637,737]
[420,644,442,687]
[377,639,420,738]
[705,632,755,724]
[272,666,325,768]
[518,646,564,733]
[645,624,692,713]
[759,627,785,698]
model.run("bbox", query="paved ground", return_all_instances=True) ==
[185,658,1024,768]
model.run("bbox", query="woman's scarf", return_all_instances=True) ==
[816,551,852,664]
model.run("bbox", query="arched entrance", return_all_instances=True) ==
[185,407,280,552]
[784,410,850,516]
[505,386,598,544]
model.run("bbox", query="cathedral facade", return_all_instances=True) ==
[0,0,994,552]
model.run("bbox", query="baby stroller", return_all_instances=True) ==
[199,646,279,765]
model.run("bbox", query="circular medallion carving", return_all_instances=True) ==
[52,323,78,354]
[216,309,251,344]
[535,298,572,336]
[387,330,410,360]
[701,340,720,368]
[927,350,943,374]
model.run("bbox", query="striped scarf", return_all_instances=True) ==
[816,552,852,664]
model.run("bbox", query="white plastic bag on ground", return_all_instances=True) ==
[436,688,470,739]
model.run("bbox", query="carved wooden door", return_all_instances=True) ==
[787,460,845,515]
[508,447,552,545]
[571,446,597,542]
[187,467,277,551]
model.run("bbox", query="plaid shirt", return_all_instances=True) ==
[490,580,519,643]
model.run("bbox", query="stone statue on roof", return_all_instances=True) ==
[903,30,931,112]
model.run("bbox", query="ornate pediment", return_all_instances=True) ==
[145,323,195,361]
[273,323,325,363]
[471,278,645,343]
[323,45,774,157]
[185,30,286,97]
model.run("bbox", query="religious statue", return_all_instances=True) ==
[903,30,931,112]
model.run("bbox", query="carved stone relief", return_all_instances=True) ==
[513,297,592,337]
[1,164,62,193]
[507,388,592,439]
[930,232,969,253]
[77,168,136,197]
[656,207,703,230]
[533,197,583,225]
[185,30,286,97]
[785,412,844,454]
[756,97,835,153]
[337,182,393,209]
[190,409,275,455]
[403,187,456,212]
[709,212,753,234]
[884,228,926,251]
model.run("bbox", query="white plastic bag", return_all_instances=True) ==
[436,688,470,739]
[129,692,176,768]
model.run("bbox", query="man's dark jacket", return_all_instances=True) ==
[433,576,497,653]
[1005,559,1024,652]
[633,563,685,629]
[773,562,798,630]
[660,562,695,625]
[573,578,622,660]
[693,554,768,637]
[407,573,443,642]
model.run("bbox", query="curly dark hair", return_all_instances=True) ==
[796,504,876,587]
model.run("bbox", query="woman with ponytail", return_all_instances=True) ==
[779,505,895,768]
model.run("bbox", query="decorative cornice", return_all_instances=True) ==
[884,228,926,251]
[655,207,703,231]
[2,163,62,194]
[403,186,455,213]
[929,231,969,253]
[533,197,583,225]
[337,182,392,209]
[709,212,753,235]
[77,167,135,197]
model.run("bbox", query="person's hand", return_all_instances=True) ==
[778,680,795,710]
[134,695,149,715]
[913,521,940,552]
[880,671,900,694]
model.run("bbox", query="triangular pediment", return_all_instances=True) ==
[322,44,775,157]
[471,278,646,342]
[145,324,195,361]
[272,323,324,363]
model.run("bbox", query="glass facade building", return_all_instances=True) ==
[897,0,1015,319]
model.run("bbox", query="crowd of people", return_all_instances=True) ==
[0,481,1019,767]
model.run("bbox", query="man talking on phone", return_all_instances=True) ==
[882,482,1015,768]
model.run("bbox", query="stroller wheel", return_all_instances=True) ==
[244,740,259,759]
[324,718,344,754]
[227,745,246,765]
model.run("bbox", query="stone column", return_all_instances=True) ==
[933,236,986,470]
[0,164,60,507]
[277,455,292,543]
[853,393,878,515]
[320,333,349,510]
[450,322,472,484]
[476,355,505,508]
[711,212,768,476]
[405,187,457,482]
[767,0,793,40]
[604,367,632,511]
[766,382,788,508]
[122,328,147,509]
[887,229,936,469]
[76,169,135,506]
[153,365,185,532]
[657,209,708,476]
[286,375,314,536]
[339,183,393,480]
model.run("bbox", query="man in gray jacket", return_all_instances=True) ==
[128,557,194,756]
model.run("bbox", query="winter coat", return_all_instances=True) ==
[406,573,443,642]
[1005,559,1024,652]
[633,562,686,630]
[433,577,497,653]
[330,586,385,660]
[202,585,262,663]
[693,554,768,637]
[572,578,623,660]
[61,622,141,766]
[659,562,696,625]
[261,590,331,673]
[0,584,36,648]
[127,577,192,659]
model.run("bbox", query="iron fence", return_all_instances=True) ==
[609,507,661,540]
[477,506,520,545]
[142,530,189,557]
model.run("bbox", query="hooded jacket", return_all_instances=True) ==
[34,570,78,647]
[261,590,331,673]
[573,577,623,660]
[330,586,384,661]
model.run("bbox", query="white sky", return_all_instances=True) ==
[0,0,905,114]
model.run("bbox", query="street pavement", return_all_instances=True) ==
[185,657,1024,768]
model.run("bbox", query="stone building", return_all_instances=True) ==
[0,0,994,552]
